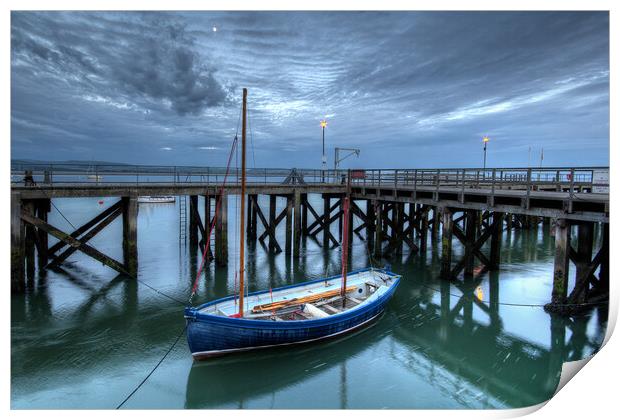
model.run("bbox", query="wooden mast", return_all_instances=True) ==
[238,88,247,316]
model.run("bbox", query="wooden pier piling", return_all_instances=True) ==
[11,192,25,293]
[550,218,570,306]
[122,196,139,277]
[489,212,504,270]
[23,200,36,282]
[373,200,383,258]
[10,164,609,314]
[440,207,453,279]
[189,195,199,253]
[420,205,429,253]
[293,191,302,257]
[285,195,293,256]
[215,193,228,265]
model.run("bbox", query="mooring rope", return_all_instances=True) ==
[417,281,607,309]
[116,324,187,409]
[135,278,187,305]
[31,182,78,230]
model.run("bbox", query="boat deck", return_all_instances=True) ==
[200,269,397,321]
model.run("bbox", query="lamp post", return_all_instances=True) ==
[483,136,489,171]
[321,119,327,182]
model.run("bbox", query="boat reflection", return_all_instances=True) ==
[185,264,607,408]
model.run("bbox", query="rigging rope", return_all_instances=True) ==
[189,134,239,304]
[248,103,257,168]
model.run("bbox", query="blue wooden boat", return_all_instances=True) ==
[185,88,401,360]
[185,267,400,360]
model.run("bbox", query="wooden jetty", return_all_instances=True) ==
[10,164,609,314]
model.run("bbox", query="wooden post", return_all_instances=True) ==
[464,210,477,276]
[420,205,429,253]
[285,195,293,255]
[383,203,389,235]
[431,206,440,242]
[599,223,609,292]
[573,221,594,304]
[246,193,252,238]
[269,195,277,252]
[374,200,383,258]
[11,192,25,293]
[323,196,330,248]
[122,196,139,277]
[35,198,50,268]
[408,203,416,239]
[293,190,302,257]
[489,212,504,270]
[22,200,36,283]
[215,192,228,265]
[551,219,570,304]
[440,207,453,279]
[189,195,199,254]
[251,194,258,240]
[394,202,403,254]
[366,199,375,248]
[23,200,36,282]
[301,193,308,236]
[204,194,212,244]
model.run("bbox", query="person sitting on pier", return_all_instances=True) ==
[23,170,35,186]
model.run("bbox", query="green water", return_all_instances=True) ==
[11,196,608,409]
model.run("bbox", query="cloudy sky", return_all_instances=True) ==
[11,11,609,168]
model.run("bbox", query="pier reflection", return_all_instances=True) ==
[184,256,606,409]
[11,201,608,408]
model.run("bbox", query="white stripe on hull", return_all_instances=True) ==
[191,310,384,360]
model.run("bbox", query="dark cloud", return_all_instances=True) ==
[11,12,230,116]
[11,11,609,167]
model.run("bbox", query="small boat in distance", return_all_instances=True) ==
[138,196,176,204]
[86,161,103,181]
[184,88,401,360]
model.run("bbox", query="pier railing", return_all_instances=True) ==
[354,167,609,193]
[11,163,609,193]
[10,164,346,186]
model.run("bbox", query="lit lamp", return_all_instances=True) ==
[483,136,490,171]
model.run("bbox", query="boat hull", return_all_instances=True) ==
[189,309,384,360]
[185,269,400,359]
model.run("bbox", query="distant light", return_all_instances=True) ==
[483,136,490,143]
[212,26,218,32]
[320,120,328,128]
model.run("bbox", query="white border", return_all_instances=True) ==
[3,2,617,419]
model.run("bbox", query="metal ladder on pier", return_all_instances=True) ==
[179,195,188,245]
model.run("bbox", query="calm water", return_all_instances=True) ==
[11,195,608,409]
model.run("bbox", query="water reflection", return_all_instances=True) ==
[11,197,608,409]
[183,253,607,409]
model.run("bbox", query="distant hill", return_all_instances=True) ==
[12,159,131,166]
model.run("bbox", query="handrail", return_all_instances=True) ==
[10,163,609,193]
